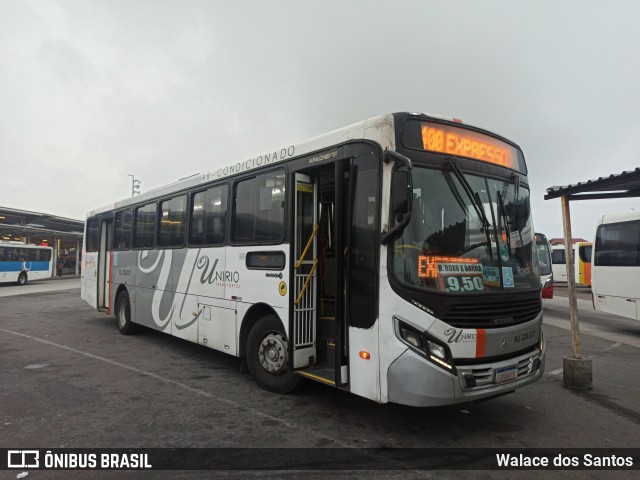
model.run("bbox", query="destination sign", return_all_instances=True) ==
[420,122,518,170]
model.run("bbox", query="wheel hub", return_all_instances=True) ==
[258,332,288,374]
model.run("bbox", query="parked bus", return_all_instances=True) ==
[535,233,553,299]
[551,242,592,286]
[0,242,53,285]
[592,211,640,321]
[81,112,545,406]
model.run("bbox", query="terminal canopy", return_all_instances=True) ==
[0,205,83,247]
[545,168,640,201]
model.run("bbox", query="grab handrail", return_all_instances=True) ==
[294,224,319,269]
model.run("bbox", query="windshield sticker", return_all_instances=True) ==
[499,243,510,262]
[482,266,500,286]
[502,267,515,288]
[437,263,482,275]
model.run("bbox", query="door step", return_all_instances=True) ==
[297,368,336,386]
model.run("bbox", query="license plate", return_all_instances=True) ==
[494,366,518,384]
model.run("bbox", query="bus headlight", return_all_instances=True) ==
[427,340,447,360]
[399,325,422,348]
[395,318,457,374]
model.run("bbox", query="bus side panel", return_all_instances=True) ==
[168,248,198,343]
[348,325,381,403]
[593,266,638,320]
[0,264,20,284]
[134,249,172,333]
[81,251,99,307]
[111,250,137,323]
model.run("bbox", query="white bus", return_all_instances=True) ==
[0,242,53,285]
[592,211,640,321]
[551,243,592,286]
[81,112,545,406]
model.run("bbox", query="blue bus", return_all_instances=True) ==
[0,243,53,285]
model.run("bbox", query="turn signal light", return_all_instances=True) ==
[359,351,370,360]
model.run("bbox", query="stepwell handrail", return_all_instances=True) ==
[294,224,319,269]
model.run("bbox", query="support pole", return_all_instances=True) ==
[560,195,592,389]
[561,195,581,358]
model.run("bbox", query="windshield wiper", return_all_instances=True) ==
[497,191,511,249]
[447,159,493,260]
[510,173,520,226]
[508,174,524,250]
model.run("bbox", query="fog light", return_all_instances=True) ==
[462,373,477,388]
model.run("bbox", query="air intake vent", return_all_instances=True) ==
[440,297,541,328]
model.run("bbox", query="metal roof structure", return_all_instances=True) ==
[0,205,84,245]
[545,168,640,201]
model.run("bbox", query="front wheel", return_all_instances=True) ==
[246,315,301,394]
[115,290,138,335]
[16,272,27,286]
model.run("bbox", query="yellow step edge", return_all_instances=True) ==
[296,370,336,386]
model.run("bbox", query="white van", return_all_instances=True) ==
[592,211,640,321]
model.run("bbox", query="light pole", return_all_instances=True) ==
[128,174,141,197]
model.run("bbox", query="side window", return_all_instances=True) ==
[114,209,133,250]
[0,247,4,261]
[579,245,592,263]
[232,170,286,243]
[158,195,187,247]
[189,184,228,246]
[134,202,157,249]
[595,220,640,266]
[86,217,100,252]
[551,249,565,264]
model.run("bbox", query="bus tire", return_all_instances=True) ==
[115,290,137,335]
[17,272,27,286]
[246,314,301,394]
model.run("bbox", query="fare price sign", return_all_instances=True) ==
[436,262,484,293]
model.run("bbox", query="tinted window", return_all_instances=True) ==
[86,217,100,252]
[114,209,133,250]
[232,170,285,243]
[190,185,228,245]
[158,195,187,247]
[349,157,379,329]
[579,245,592,263]
[551,249,565,264]
[35,249,52,262]
[134,203,157,249]
[595,220,640,266]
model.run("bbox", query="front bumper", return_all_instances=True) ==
[387,345,545,407]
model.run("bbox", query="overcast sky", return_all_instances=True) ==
[1,0,639,240]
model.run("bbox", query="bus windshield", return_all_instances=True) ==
[393,166,540,294]
[536,240,552,276]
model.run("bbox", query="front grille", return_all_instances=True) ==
[440,297,541,328]
[460,354,538,389]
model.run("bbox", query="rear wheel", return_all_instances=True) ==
[16,272,27,286]
[115,290,137,335]
[246,314,301,393]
